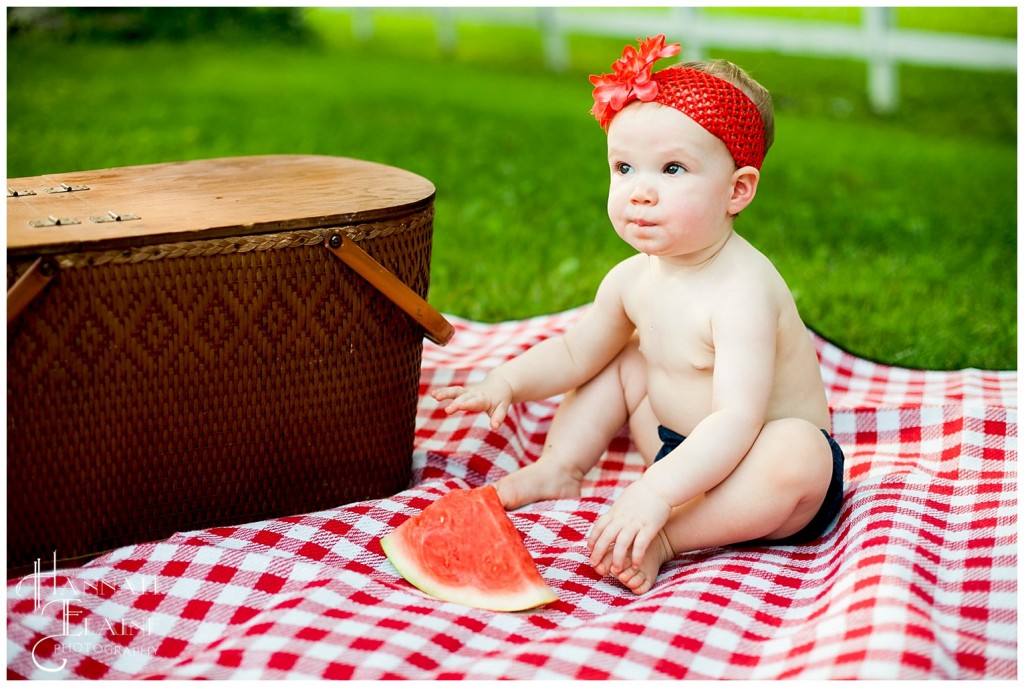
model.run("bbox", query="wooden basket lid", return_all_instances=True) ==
[6,155,435,256]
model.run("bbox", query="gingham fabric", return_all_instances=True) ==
[7,308,1017,679]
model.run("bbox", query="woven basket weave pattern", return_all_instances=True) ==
[8,207,433,570]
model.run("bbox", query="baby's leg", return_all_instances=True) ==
[604,418,834,594]
[496,337,651,509]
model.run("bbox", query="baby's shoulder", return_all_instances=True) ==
[725,236,787,284]
[594,255,647,309]
[603,254,648,285]
[714,237,792,305]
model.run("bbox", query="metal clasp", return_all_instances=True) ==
[43,183,90,194]
[29,215,81,228]
[90,211,140,224]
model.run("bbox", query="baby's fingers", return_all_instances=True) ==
[488,399,510,430]
[611,528,640,574]
[431,386,466,402]
[628,527,657,570]
[587,517,619,568]
[586,515,605,554]
[441,391,491,415]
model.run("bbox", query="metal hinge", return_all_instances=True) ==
[43,183,90,194]
[7,188,36,197]
[29,215,81,228]
[89,211,140,224]
[28,212,141,227]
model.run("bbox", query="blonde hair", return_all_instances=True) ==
[678,59,775,156]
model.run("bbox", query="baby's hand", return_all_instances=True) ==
[431,374,514,430]
[587,480,671,575]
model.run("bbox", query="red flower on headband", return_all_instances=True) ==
[589,35,681,128]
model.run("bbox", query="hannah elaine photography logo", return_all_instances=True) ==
[15,552,162,674]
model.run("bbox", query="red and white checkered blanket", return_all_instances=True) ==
[7,309,1017,679]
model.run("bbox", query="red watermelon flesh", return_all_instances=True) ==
[380,485,558,611]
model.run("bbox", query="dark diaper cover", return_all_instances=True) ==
[653,424,845,546]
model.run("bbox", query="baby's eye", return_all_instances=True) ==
[663,163,686,175]
[613,162,633,175]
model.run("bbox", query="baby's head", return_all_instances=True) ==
[590,36,774,170]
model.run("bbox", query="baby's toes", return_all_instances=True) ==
[616,566,649,594]
[592,550,616,577]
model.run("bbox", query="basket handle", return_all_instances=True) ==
[325,233,454,346]
[7,257,58,325]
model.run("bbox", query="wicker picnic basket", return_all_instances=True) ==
[6,155,453,576]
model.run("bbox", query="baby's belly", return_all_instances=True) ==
[647,370,713,436]
[646,368,832,436]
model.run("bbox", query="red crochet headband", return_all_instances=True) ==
[590,35,766,169]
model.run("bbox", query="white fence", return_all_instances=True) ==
[343,7,1017,113]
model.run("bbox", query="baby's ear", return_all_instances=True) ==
[728,166,760,216]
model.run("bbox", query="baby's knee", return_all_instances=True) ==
[613,337,648,407]
[753,419,831,490]
[614,335,643,372]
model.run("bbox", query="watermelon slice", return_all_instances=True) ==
[380,485,558,611]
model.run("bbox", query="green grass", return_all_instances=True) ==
[6,8,1017,370]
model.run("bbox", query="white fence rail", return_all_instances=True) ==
[344,7,1016,113]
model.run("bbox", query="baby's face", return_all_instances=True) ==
[606,102,740,261]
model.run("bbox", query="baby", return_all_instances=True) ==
[433,35,845,595]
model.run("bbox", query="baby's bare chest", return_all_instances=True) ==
[629,290,716,372]
[631,298,717,434]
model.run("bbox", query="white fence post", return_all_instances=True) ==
[538,8,569,72]
[864,7,898,114]
[436,8,457,55]
[674,6,705,62]
[351,8,374,42]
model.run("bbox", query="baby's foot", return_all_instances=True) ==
[495,460,584,510]
[595,529,674,595]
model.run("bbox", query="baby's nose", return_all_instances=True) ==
[629,184,656,204]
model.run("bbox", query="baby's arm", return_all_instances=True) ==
[588,280,779,570]
[433,261,637,429]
